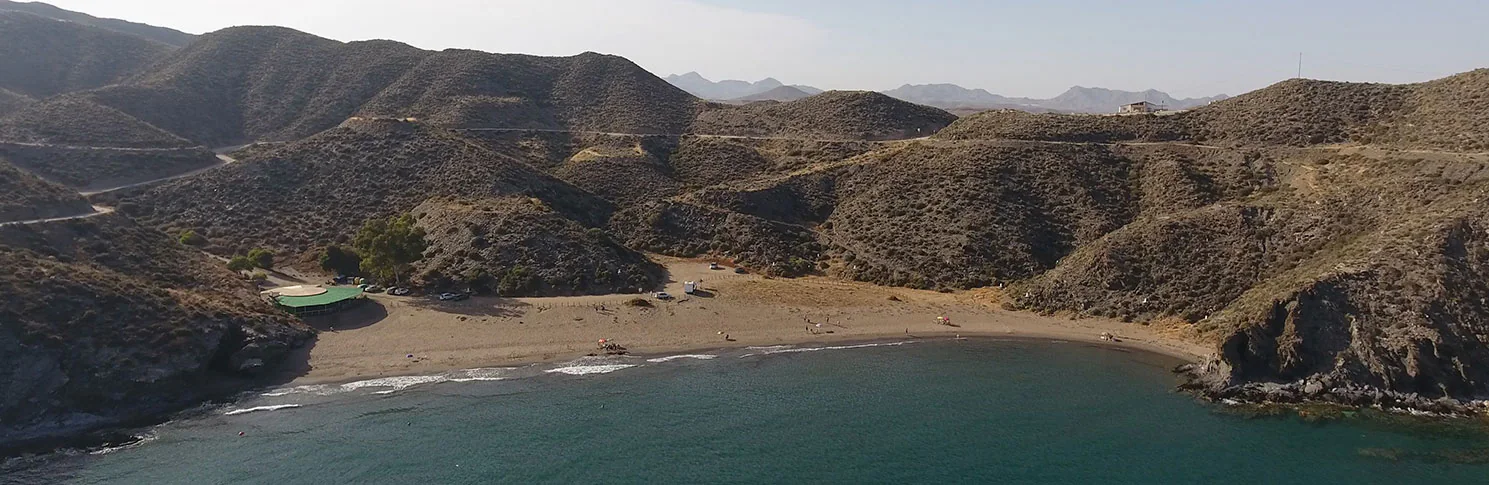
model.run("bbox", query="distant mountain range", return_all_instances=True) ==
[666,74,1227,113]
[664,72,822,102]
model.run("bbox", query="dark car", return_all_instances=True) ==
[733,267,748,274]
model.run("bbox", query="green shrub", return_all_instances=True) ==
[498,266,537,296]
[249,270,268,282]
[227,256,254,273]
[246,248,274,269]
[178,230,206,246]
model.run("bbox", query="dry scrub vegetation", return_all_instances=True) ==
[0,215,308,438]
[0,158,92,223]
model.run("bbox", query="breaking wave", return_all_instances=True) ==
[224,404,302,416]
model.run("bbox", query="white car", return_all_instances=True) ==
[438,292,462,301]
[654,291,673,300]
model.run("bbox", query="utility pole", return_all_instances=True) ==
[1297,52,1303,79]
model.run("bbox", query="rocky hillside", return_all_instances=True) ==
[0,11,172,98]
[0,158,91,223]
[0,95,196,148]
[65,26,702,147]
[934,109,1187,143]
[693,91,957,140]
[0,214,310,451]
[459,130,881,208]
[0,0,194,47]
[610,123,1489,412]
[938,71,1489,152]
[1362,69,1489,152]
[413,197,660,296]
[0,143,218,191]
[107,120,613,259]
[0,87,29,116]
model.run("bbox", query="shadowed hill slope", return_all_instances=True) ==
[0,143,218,190]
[0,10,173,98]
[83,27,431,147]
[0,214,310,450]
[0,95,195,148]
[108,120,613,259]
[0,0,194,46]
[412,197,661,296]
[75,26,704,147]
[0,87,30,116]
[0,157,91,223]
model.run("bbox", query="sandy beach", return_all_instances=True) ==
[286,258,1214,385]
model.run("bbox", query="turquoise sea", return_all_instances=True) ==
[9,339,1489,484]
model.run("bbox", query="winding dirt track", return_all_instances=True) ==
[0,204,114,227]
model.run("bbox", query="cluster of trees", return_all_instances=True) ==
[351,213,427,284]
[224,214,428,286]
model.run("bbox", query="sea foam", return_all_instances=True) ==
[545,364,637,375]
[756,341,917,355]
[224,404,302,416]
[645,354,718,363]
[261,367,517,397]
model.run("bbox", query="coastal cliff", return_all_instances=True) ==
[0,215,311,453]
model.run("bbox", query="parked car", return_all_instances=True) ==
[733,267,748,274]
[708,262,721,270]
[389,287,411,296]
[438,292,460,301]
[364,285,385,293]
[654,291,673,300]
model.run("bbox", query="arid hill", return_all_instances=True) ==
[460,130,882,208]
[0,0,194,47]
[934,109,1186,143]
[0,157,91,223]
[733,85,813,102]
[0,95,196,148]
[0,11,172,98]
[693,91,957,140]
[0,87,30,116]
[413,197,660,296]
[937,71,1489,152]
[108,120,613,259]
[64,26,703,147]
[0,143,218,191]
[0,214,310,451]
[81,27,432,147]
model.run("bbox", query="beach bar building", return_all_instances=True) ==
[262,285,365,317]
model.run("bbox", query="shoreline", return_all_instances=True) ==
[283,330,1200,387]
[281,267,1212,387]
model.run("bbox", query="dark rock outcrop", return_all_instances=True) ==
[0,215,311,453]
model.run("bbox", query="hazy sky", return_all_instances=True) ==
[45,0,1489,98]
